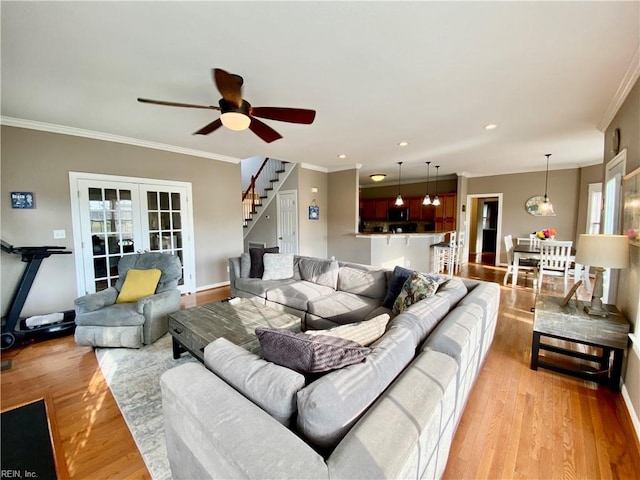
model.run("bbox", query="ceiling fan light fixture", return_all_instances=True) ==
[220,112,251,131]
[370,173,386,182]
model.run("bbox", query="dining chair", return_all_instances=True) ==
[503,234,538,290]
[537,240,573,291]
[528,234,542,249]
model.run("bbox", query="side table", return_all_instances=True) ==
[531,295,630,392]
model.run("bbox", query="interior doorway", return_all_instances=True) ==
[465,194,503,266]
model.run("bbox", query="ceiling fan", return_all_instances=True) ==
[138,68,316,143]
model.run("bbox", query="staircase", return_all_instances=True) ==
[242,158,294,236]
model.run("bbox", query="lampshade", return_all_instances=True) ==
[369,173,386,182]
[575,234,629,268]
[220,112,251,131]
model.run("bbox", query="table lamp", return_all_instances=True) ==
[574,234,629,316]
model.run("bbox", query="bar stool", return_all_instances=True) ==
[432,232,457,274]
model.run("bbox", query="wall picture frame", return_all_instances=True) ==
[11,192,35,209]
[308,204,319,220]
[622,166,640,246]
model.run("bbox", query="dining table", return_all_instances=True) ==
[511,243,577,289]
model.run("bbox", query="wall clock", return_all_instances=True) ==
[525,195,556,216]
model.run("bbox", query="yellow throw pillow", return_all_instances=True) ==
[116,269,162,304]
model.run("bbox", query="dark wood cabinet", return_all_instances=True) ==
[434,193,457,232]
[361,194,456,231]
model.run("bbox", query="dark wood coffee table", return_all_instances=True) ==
[168,297,301,362]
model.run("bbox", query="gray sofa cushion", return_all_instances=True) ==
[306,291,382,325]
[115,252,182,293]
[235,278,297,298]
[296,324,417,449]
[204,338,306,426]
[435,277,468,307]
[391,294,451,346]
[266,281,335,311]
[337,264,388,300]
[299,258,339,289]
[327,349,458,480]
[256,328,371,374]
[74,302,145,326]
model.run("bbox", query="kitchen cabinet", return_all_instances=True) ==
[434,193,457,232]
[361,199,391,220]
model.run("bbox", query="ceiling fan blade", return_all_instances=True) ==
[213,69,243,107]
[251,107,316,124]
[137,98,220,110]
[193,118,223,135]
[249,117,283,143]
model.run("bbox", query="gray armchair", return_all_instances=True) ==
[74,252,182,348]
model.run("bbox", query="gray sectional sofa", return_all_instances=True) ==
[160,254,500,479]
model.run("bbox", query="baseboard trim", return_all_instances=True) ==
[622,382,640,447]
[195,281,230,292]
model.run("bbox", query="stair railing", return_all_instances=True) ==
[242,158,286,226]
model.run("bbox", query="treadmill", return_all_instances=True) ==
[1,240,76,350]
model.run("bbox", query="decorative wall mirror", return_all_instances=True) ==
[525,195,556,216]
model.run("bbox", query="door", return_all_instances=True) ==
[277,190,298,254]
[71,173,196,295]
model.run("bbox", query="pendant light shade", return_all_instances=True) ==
[394,162,404,206]
[432,165,441,206]
[539,153,555,216]
[422,161,432,206]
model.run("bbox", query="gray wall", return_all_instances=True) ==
[468,168,581,264]
[328,169,365,263]
[605,78,639,422]
[1,126,244,317]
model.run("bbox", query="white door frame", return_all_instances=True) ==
[69,172,196,295]
[276,189,299,254]
[603,149,627,303]
[464,193,504,265]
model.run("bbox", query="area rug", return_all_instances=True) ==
[96,334,196,480]
[1,399,57,479]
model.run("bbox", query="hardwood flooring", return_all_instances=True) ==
[1,265,638,479]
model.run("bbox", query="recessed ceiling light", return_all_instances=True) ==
[337,154,347,159]
[398,141,409,147]
[484,124,498,130]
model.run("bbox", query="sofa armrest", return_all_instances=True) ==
[228,257,241,296]
[138,289,181,344]
[161,362,328,480]
[74,287,118,314]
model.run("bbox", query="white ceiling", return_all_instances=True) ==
[2,1,639,185]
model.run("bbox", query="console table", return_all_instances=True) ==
[531,295,630,392]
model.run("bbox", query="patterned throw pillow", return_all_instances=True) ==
[392,271,439,314]
[262,253,295,280]
[255,328,371,374]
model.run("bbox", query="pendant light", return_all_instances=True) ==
[422,161,432,205]
[432,165,441,206]
[539,153,555,216]
[394,162,404,206]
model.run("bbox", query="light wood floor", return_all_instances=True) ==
[1,264,639,479]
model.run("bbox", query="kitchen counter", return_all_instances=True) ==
[353,232,450,272]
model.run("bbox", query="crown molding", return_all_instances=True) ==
[300,162,329,173]
[0,117,242,163]
[327,163,363,173]
[597,44,640,132]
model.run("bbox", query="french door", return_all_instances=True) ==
[70,173,196,295]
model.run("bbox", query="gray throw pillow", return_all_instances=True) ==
[256,328,371,374]
[249,246,279,278]
[262,253,295,280]
[240,252,251,278]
